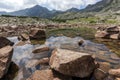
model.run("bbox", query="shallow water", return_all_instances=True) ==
[8,36,120,80]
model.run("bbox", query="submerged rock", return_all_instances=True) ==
[32,46,50,54]
[27,69,72,80]
[0,46,13,78]
[49,48,96,78]
[109,69,120,77]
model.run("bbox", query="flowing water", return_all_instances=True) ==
[7,36,120,80]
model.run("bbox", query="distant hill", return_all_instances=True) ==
[8,5,55,18]
[0,11,7,15]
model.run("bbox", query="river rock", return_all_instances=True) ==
[1,62,19,80]
[110,34,120,40]
[94,62,111,80]
[94,69,107,80]
[29,28,46,40]
[0,37,14,48]
[109,69,120,77]
[0,46,13,78]
[32,46,50,54]
[95,31,109,38]
[78,40,84,46]
[38,58,49,65]
[99,62,111,72]
[115,78,120,80]
[18,33,29,41]
[49,48,96,78]
[32,46,51,59]
[27,69,72,80]
[106,26,120,34]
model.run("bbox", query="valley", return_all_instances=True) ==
[0,0,120,80]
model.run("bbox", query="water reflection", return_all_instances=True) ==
[8,36,120,80]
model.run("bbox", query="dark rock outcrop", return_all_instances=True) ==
[0,37,14,48]
[29,28,46,40]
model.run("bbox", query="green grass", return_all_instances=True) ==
[46,27,96,40]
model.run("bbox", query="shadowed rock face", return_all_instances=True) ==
[0,62,19,80]
[0,46,13,78]
[49,49,96,78]
[29,28,46,40]
[0,37,14,48]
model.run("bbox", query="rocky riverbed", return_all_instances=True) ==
[0,28,120,80]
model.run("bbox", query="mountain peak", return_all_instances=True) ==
[66,7,79,12]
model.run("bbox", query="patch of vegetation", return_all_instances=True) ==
[46,27,96,40]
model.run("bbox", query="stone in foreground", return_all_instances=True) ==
[27,69,72,80]
[0,46,13,78]
[49,49,96,78]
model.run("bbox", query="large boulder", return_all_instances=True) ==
[0,46,13,78]
[27,69,72,80]
[49,49,96,78]
[29,28,46,40]
[0,37,14,48]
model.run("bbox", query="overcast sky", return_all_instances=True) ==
[0,0,101,12]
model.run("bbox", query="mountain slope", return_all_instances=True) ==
[8,5,54,18]
[66,8,80,12]
[80,0,120,12]
[53,0,120,20]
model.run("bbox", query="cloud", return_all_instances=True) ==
[0,0,101,12]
